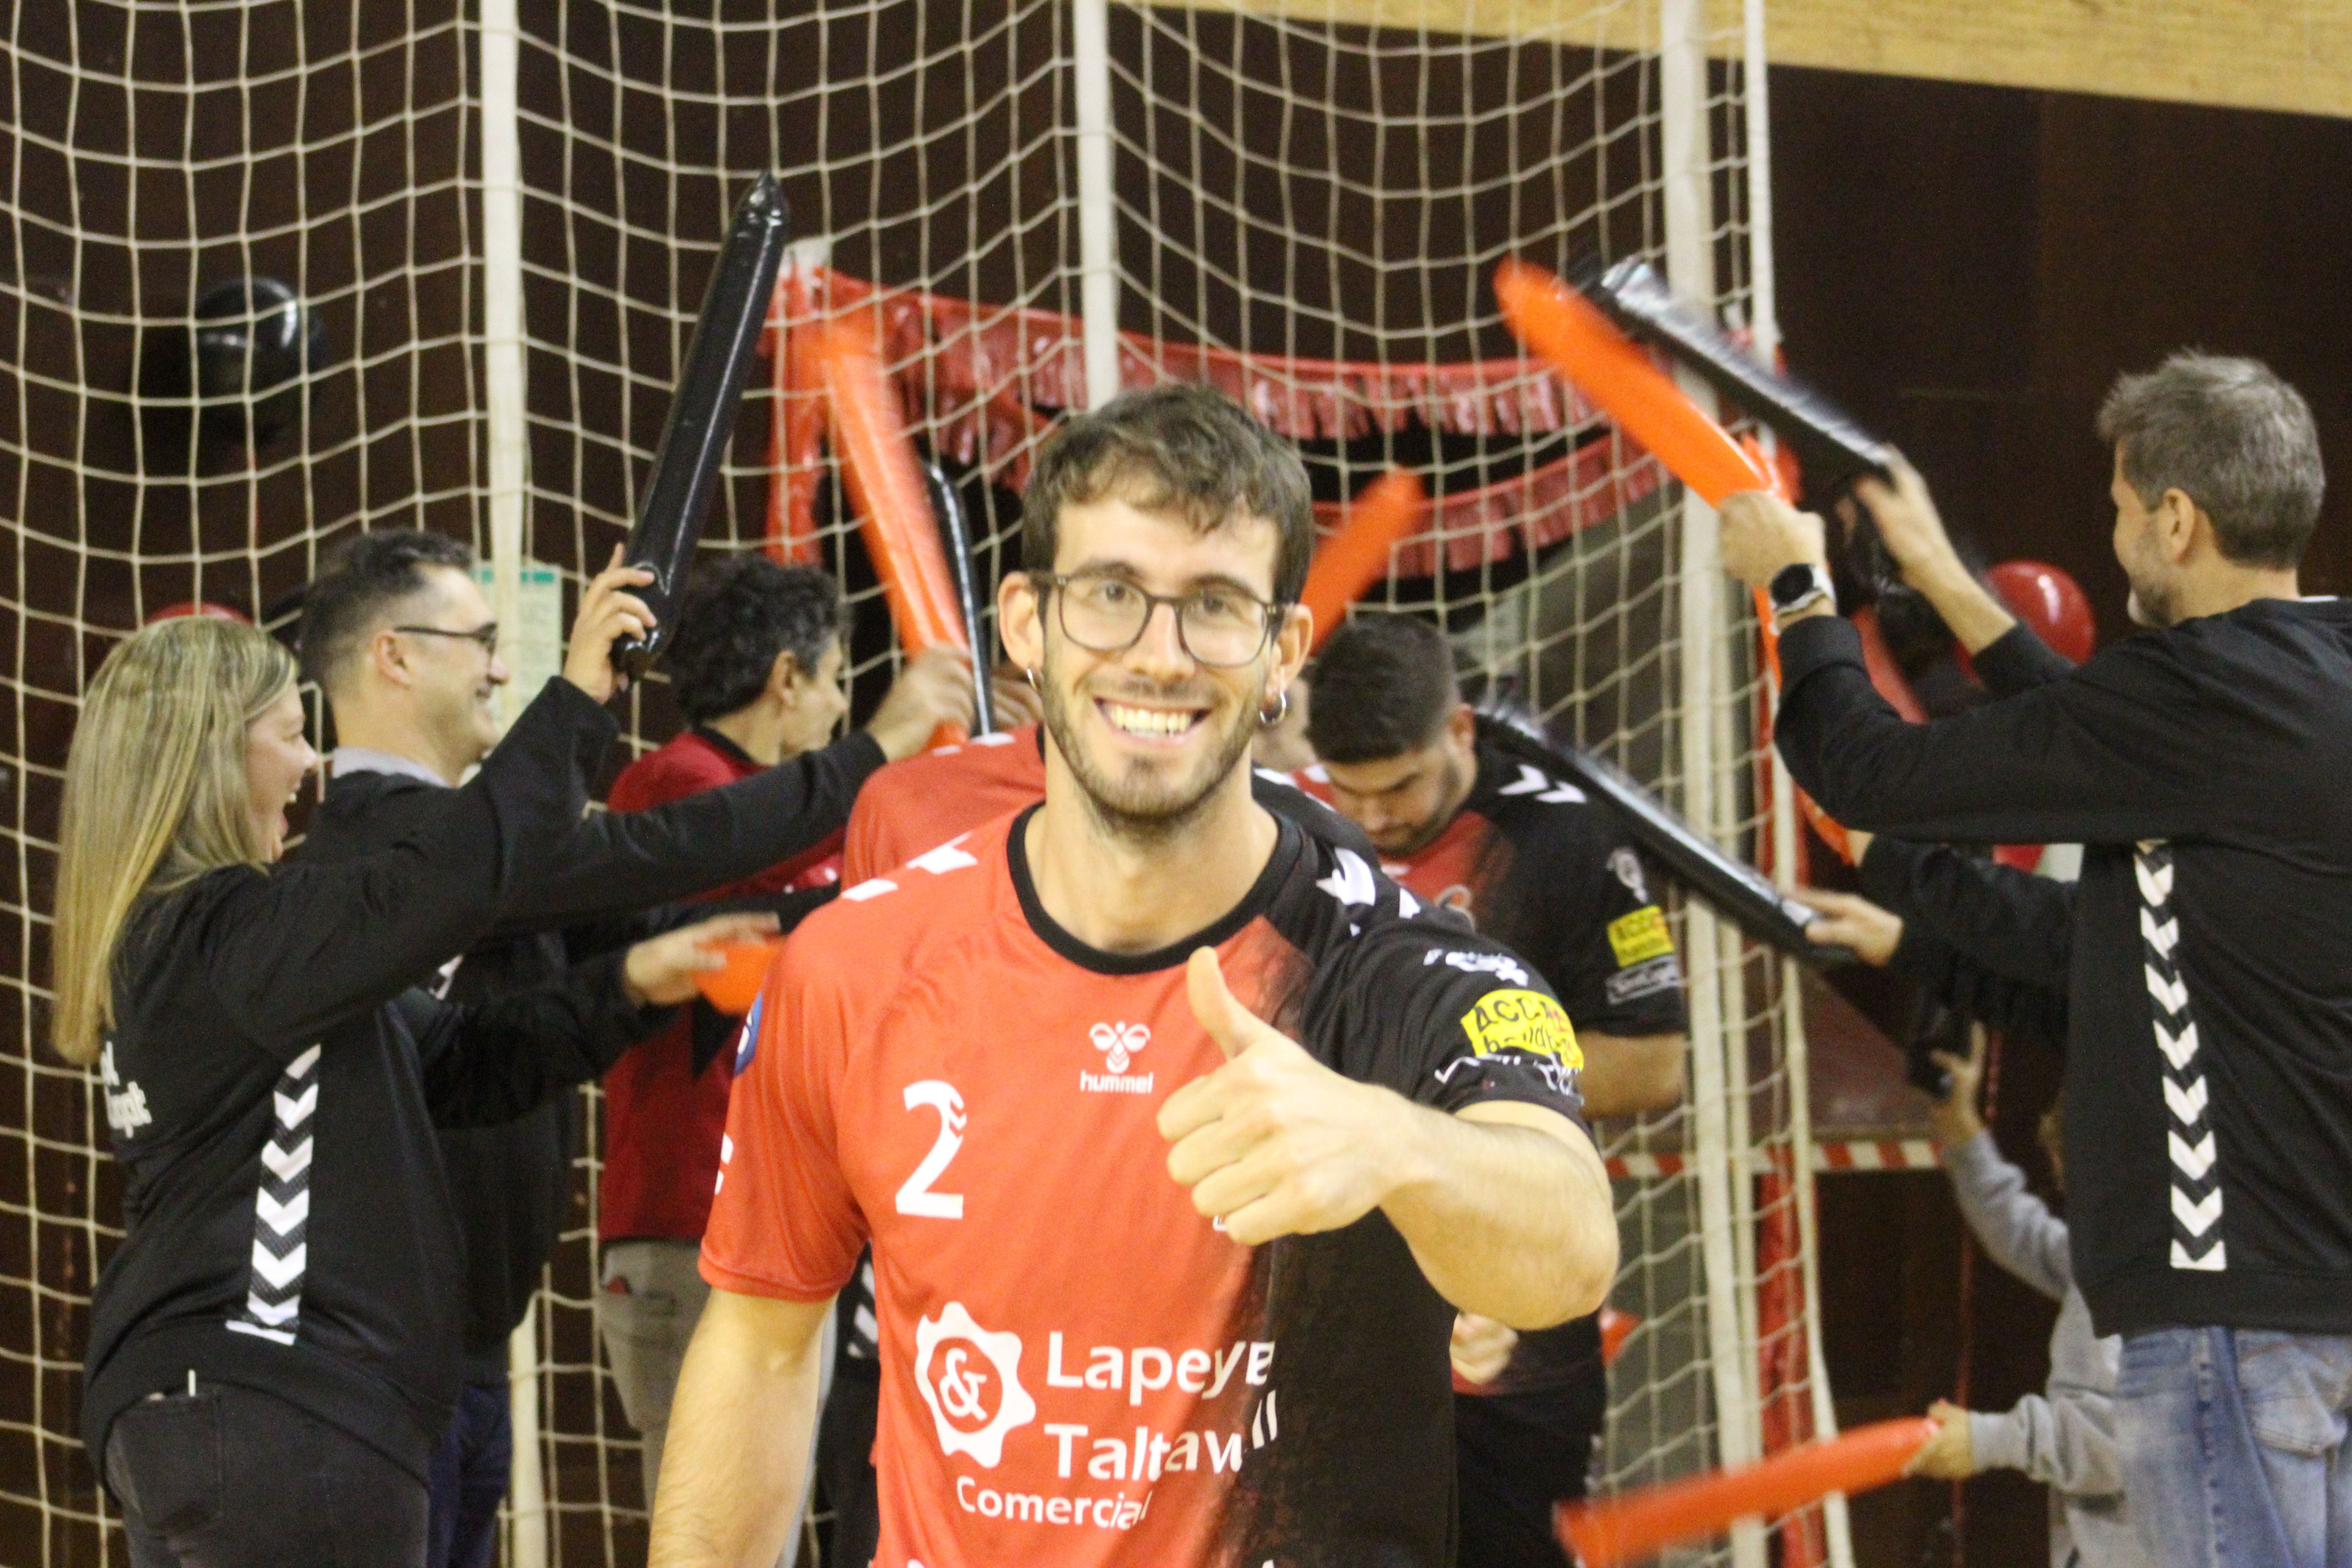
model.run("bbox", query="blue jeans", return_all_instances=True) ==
[426,1379,512,1568]
[2115,1326,2352,1568]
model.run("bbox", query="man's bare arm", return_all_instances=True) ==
[1575,1031,1686,1118]
[1161,949,1617,1331]
[649,1289,833,1568]
[1397,1099,1617,1328]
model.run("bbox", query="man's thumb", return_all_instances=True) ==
[1186,947,1258,1062]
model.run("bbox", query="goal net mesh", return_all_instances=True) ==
[0,0,1827,1563]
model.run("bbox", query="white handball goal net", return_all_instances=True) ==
[0,0,1842,1564]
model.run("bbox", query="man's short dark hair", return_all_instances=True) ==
[299,528,477,690]
[666,554,843,725]
[1305,614,1460,764]
[2096,352,2325,569]
[1021,383,1313,605]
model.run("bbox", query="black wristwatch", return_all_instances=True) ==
[1768,562,1836,626]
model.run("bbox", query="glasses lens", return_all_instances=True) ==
[1054,575,1269,667]
[1058,576,1149,653]
[1178,589,1270,667]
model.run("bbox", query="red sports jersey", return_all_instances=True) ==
[843,729,1045,885]
[599,728,841,1244]
[706,807,1586,1568]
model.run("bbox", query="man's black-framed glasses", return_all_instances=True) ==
[1032,572,1279,669]
[393,622,500,657]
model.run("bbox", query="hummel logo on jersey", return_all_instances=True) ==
[1091,1022,1148,1072]
[1081,1023,1153,1095]
[914,1302,1035,1466]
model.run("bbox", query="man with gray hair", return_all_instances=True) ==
[1717,353,2352,1568]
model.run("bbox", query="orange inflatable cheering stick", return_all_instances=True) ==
[1303,468,1425,652]
[1557,1417,1936,1568]
[1492,259,1768,506]
[815,314,970,746]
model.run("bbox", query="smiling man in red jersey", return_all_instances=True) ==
[649,385,1617,1568]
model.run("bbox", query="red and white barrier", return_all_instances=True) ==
[1604,1139,1940,1181]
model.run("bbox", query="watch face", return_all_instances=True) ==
[1770,563,1818,608]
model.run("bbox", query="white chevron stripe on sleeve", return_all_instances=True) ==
[2145,966,2190,1017]
[273,1083,318,1127]
[261,1137,313,1182]
[2167,1129,2217,1181]
[249,1240,307,1291]
[2163,1076,2210,1124]
[255,1187,309,1235]
[244,1294,300,1326]
[1496,764,1550,796]
[2171,1186,2224,1236]
[225,1320,297,1345]
[2140,906,2179,956]
[2170,1238,2228,1271]
[2153,1019,2200,1073]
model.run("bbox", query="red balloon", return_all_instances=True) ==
[1985,560,2095,665]
[144,600,251,626]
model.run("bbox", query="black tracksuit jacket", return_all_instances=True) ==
[1778,598,2352,1338]
[1857,624,2076,1051]
[82,678,643,1484]
[296,729,877,1381]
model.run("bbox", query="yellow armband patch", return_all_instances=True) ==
[1460,990,1583,1069]
[1607,906,1675,967]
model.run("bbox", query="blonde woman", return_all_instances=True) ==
[54,554,769,1568]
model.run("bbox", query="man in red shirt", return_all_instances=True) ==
[651,385,1617,1568]
[821,711,1365,1568]
[597,554,971,1524]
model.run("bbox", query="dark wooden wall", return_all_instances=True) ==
[1774,69,2352,640]
[1775,65,2352,1567]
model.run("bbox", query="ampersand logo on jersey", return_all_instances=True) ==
[913,1302,1036,1466]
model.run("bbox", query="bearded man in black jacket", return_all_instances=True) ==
[292,531,972,1568]
[1721,353,2352,1568]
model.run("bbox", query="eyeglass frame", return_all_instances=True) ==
[392,622,501,657]
[1026,571,1289,669]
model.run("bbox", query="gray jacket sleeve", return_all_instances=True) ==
[1944,1130,2070,1301]
[1968,1378,2124,1499]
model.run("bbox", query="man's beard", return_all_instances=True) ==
[2126,565,2178,629]
[1376,752,1468,857]
[1038,656,1261,847]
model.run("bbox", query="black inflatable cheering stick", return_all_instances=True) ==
[1475,716,1850,964]
[1569,255,1906,590]
[921,457,995,736]
[611,174,792,676]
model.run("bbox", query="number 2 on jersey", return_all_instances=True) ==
[895,1079,966,1219]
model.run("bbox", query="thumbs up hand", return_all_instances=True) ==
[1157,947,1411,1246]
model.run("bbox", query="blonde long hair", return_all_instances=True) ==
[50,617,299,1065]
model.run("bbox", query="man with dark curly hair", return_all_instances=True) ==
[598,553,871,1537]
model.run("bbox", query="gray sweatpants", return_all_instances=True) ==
[596,1239,833,1564]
